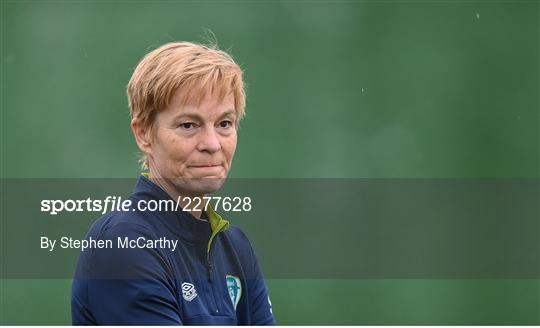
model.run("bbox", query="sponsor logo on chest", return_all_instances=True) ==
[181,282,198,302]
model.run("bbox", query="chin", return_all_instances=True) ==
[177,177,227,196]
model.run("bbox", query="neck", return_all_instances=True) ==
[147,171,207,221]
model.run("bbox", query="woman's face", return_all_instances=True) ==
[145,90,238,196]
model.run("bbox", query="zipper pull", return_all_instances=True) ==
[207,260,213,282]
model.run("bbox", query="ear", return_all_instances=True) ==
[131,117,153,156]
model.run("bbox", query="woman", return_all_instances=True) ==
[71,42,275,325]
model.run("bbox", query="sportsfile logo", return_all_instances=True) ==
[40,195,252,215]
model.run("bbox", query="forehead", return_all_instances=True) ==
[164,89,236,118]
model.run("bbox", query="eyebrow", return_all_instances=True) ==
[173,110,237,121]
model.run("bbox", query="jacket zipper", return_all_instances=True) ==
[206,255,213,282]
[206,244,219,314]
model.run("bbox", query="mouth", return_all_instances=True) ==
[189,164,222,168]
[189,164,224,178]
[188,164,224,176]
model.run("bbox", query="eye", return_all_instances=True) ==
[179,122,195,129]
[219,120,233,128]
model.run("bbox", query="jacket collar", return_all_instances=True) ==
[130,175,229,246]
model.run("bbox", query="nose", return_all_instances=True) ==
[197,126,221,153]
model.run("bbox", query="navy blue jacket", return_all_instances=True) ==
[72,176,275,325]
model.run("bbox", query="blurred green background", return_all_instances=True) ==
[1,0,538,325]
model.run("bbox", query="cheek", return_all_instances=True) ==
[157,131,193,163]
[224,134,237,158]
